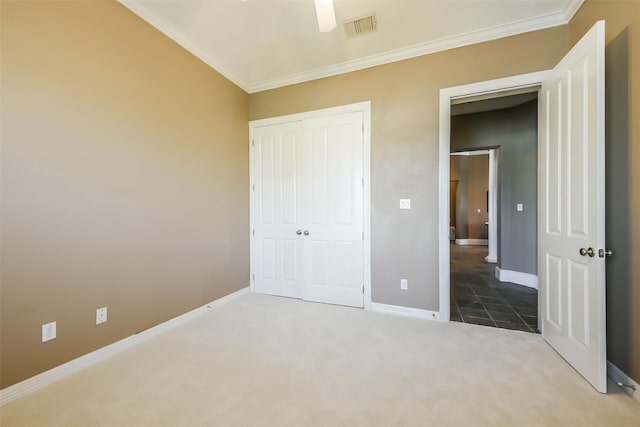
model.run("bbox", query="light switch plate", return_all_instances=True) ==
[517,203,523,212]
[400,199,411,209]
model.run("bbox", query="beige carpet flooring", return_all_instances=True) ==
[1,293,637,426]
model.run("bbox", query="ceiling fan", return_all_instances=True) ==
[314,0,336,32]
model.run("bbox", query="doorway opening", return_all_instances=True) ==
[437,71,547,330]
[448,94,540,332]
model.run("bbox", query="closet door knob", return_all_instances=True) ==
[296,230,302,235]
[303,230,310,236]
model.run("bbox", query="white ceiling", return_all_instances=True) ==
[119,0,583,93]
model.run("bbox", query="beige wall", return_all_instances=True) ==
[250,27,568,311]
[569,0,640,382]
[0,1,249,387]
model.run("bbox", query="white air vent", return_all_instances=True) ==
[344,13,377,38]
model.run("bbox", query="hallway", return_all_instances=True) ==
[450,244,539,333]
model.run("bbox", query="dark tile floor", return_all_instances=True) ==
[450,244,539,333]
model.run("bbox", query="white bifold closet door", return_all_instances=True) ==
[252,112,364,308]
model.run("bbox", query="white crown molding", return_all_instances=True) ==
[0,287,250,407]
[118,0,582,94]
[249,10,571,93]
[564,0,586,22]
[117,0,251,93]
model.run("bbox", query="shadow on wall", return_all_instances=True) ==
[605,28,631,374]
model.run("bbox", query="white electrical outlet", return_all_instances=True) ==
[400,279,408,290]
[42,322,56,343]
[399,199,411,209]
[517,203,524,212]
[96,307,108,325]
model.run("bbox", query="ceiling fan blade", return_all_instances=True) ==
[314,0,336,32]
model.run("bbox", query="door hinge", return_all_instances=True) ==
[252,184,255,191]
[362,286,365,294]
[251,139,254,147]
[362,232,364,240]
[252,229,255,236]
[252,274,255,281]
[362,178,364,187]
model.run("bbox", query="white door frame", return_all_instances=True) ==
[438,71,548,321]
[486,148,498,263]
[450,149,494,249]
[249,101,372,309]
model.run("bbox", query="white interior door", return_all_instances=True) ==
[302,113,364,308]
[252,111,365,308]
[252,122,304,299]
[539,21,606,392]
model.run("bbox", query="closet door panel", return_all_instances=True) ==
[252,122,304,299]
[302,112,364,307]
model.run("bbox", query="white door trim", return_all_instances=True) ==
[485,149,498,263]
[249,101,372,309]
[438,71,549,321]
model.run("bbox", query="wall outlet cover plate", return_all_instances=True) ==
[42,322,56,342]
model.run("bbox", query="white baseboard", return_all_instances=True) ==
[455,239,488,246]
[484,255,498,263]
[371,302,442,322]
[495,267,538,289]
[608,361,639,402]
[0,287,250,407]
